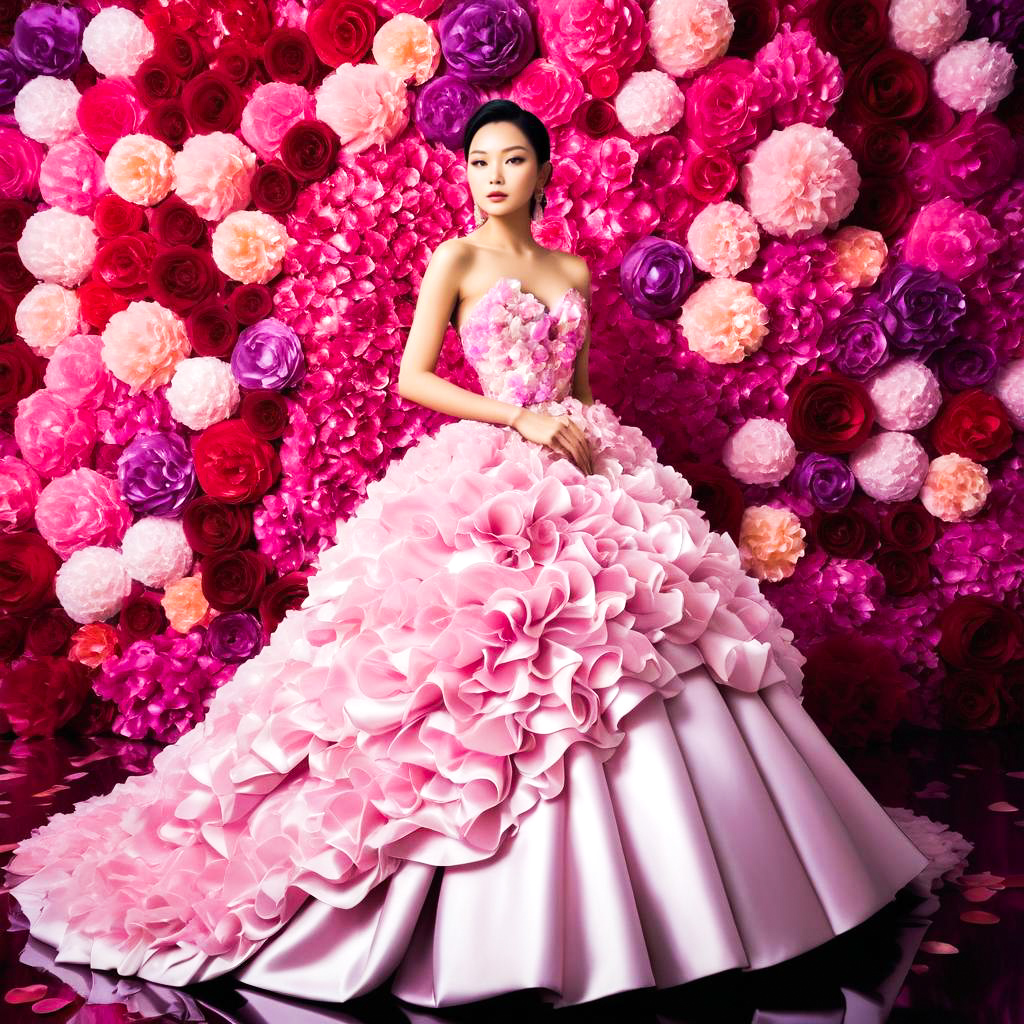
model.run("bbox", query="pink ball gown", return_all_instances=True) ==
[8,276,943,1008]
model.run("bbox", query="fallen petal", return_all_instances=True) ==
[4,985,48,1004]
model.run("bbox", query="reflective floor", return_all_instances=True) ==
[1,724,1022,1024]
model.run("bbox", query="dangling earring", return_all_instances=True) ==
[532,189,547,222]
[474,201,486,226]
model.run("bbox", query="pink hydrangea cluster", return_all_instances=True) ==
[173,133,257,221]
[314,63,410,153]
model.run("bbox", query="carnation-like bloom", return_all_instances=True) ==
[315,61,410,153]
[889,0,969,62]
[55,545,133,624]
[121,517,194,589]
[721,418,797,485]
[865,359,942,430]
[162,574,213,633]
[686,201,760,277]
[39,136,109,215]
[69,622,119,667]
[101,301,191,394]
[15,283,81,358]
[680,278,769,363]
[211,211,291,285]
[166,356,241,430]
[372,13,441,85]
[105,134,175,206]
[919,452,990,521]
[173,132,257,221]
[614,69,685,137]
[35,467,132,558]
[13,75,81,145]
[932,38,1016,114]
[738,504,806,582]
[829,226,887,288]
[81,7,154,77]
[17,208,98,287]
[849,431,931,502]
[648,0,733,77]
[240,83,316,162]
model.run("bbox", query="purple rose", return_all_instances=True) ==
[206,610,264,662]
[793,453,856,512]
[414,74,485,150]
[231,317,305,391]
[831,303,890,378]
[874,261,966,358]
[438,0,535,85]
[620,236,695,319]
[936,340,998,391]
[12,2,85,77]
[0,49,30,107]
[117,431,198,517]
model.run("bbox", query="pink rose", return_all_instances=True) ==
[77,78,145,153]
[14,388,98,478]
[240,82,315,162]
[43,333,113,407]
[35,467,133,558]
[684,56,772,157]
[0,456,41,533]
[0,118,45,200]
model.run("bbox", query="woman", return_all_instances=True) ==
[7,99,949,1009]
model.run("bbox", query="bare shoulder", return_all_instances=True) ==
[428,236,472,274]
[556,250,590,295]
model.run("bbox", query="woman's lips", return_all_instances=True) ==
[487,193,507,200]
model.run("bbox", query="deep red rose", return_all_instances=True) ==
[843,48,929,124]
[182,70,244,134]
[26,606,77,656]
[258,570,310,631]
[73,61,99,93]
[93,194,146,239]
[78,280,130,329]
[280,119,339,182]
[681,147,738,203]
[240,388,289,440]
[0,340,45,411]
[194,419,281,503]
[0,656,92,738]
[938,596,1023,670]
[250,161,299,215]
[839,121,911,177]
[0,614,26,662]
[879,501,936,551]
[77,79,144,153]
[262,27,318,86]
[200,549,267,611]
[0,200,32,245]
[675,461,744,542]
[0,296,11,340]
[726,0,781,58]
[786,372,875,454]
[182,495,253,554]
[811,0,889,67]
[119,590,168,643]
[576,98,618,138]
[150,245,221,314]
[149,194,206,247]
[306,0,374,68]
[941,668,1005,730]
[155,28,205,78]
[850,175,913,238]
[0,248,33,297]
[187,300,237,357]
[0,532,60,614]
[221,0,274,44]
[143,99,190,148]
[874,546,930,596]
[213,39,257,86]
[811,507,877,558]
[94,232,159,298]
[909,92,958,142]
[931,388,1013,463]
[134,55,182,105]
[229,283,274,325]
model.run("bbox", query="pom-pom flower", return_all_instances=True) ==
[211,211,291,284]
[738,504,806,582]
[314,62,410,153]
[888,0,969,62]
[829,226,887,289]
[918,452,990,521]
[648,0,733,78]
[166,356,241,430]
[741,123,860,240]
[372,13,441,85]
[0,456,41,533]
[14,75,80,146]
[120,517,194,588]
[105,134,175,206]
[686,201,760,277]
[991,360,1024,430]
[34,467,132,558]
[161,574,212,633]
[680,278,769,363]
[55,545,133,623]
[15,284,81,358]
[81,7,154,77]
[848,431,930,502]
[101,300,191,394]
[14,389,96,477]
[721,418,797,485]
[231,318,305,390]
[932,38,1015,114]
[614,69,686,137]
[866,359,942,431]
[240,83,316,162]
[39,136,108,215]
[172,132,257,221]
[17,208,98,287]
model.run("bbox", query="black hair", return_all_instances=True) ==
[462,99,551,219]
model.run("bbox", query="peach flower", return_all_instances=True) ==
[919,452,990,522]
[687,200,761,277]
[738,504,806,582]
[372,14,441,85]
[173,132,257,221]
[101,300,191,393]
[105,134,175,206]
[15,283,81,357]
[680,278,769,363]
[829,226,887,288]
[162,574,213,633]
[211,210,291,285]
[315,62,410,153]
[69,622,119,667]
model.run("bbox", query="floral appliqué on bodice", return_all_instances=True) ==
[459,277,587,407]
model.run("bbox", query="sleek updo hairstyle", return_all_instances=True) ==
[462,99,551,219]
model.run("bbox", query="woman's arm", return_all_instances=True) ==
[397,240,526,428]
[571,258,595,406]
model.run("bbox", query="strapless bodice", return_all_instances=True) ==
[458,277,588,407]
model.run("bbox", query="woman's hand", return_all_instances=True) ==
[510,409,594,474]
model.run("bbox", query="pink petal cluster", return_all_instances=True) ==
[13,76,81,146]
[919,453,991,521]
[173,133,257,221]
[121,518,194,589]
[614,69,686,137]
[901,197,1000,281]
[849,432,930,502]
[866,359,942,430]
[722,418,797,485]
[888,0,969,62]
[212,210,291,284]
[509,59,586,129]
[754,26,843,128]
[81,7,155,77]
[15,283,81,357]
[932,38,1016,114]
[829,226,888,289]
[0,456,41,532]
[35,468,132,558]
[39,136,109,214]
[686,201,760,277]
[648,0,733,77]
[166,356,241,430]
[105,134,175,206]
[680,278,769,363]
[314,63,410,153]
[43,334,113,407]
[240,83,316,162]
[991,360,1024,429]
[14,389,97,478]
[101,301,191,394]
[738,504,806,582]
[17,208,98,287]
[372,13,441,85]
[55,545,133,624]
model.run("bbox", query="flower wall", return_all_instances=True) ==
[0,0,1022,748]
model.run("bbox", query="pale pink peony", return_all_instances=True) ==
[82,7,155,77]
[932,38,1016,114]
[648,0,734,78]
[314,62,410,153]
[162,574,213,633]
[35,467,133,558]
[101,301,191,394]
[918,452,990,521]
[509,59,586,129]
[240,84,316,162]
[55,545,133,623]
[889,0,969,62]
[121,517,194,589]
[0,456,41,533]
[829,226,888,288]
[741,123,860,239]
[722,418,797,485]
[211,211,291,285]
[866,358,943,430]
[173,133,257,221]
[14,76,81,146]
[105,134,175,206]
[614,69,686,137]
[39,136,109,214]
[372,13,441,85]
[738,504,806,582]
[848,431,930,502]
[17,208,98,287]
[14,389,97,478]
[680,278,769,363]
[166,356,240,430]
[15,283,81,358]
[69,622,119,667]
[43,333,112,407]
[991,359,1024,430]
[686,200,761,277]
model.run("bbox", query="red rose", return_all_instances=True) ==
[941,668,1005,730]
[187,300,237,357]
[78,281,130,329]
[879,500,936,551]
[182,495,253,554]
[306,0,374,68]
[149,194,206,247]
[675,461,744,541]
[843,47,929,123]
[119,590,168,643]
[229,283,274,325]
[94,232,159,298]
[786,372,875,454]
[909,92,957,142]
[0,615,26,662]
[213,40,256,86]
[77,78,144,153]
[931,388,1013,463]
[0,656,92,738]
[726,0,780,58]
[850,175,913,238]
[240,389,289,440]
[134,55,182,105]
[150,245,221,314]
[0,199,32,245]
[259,570,310,631]
[155,29,205,78]
[194,419,281,503]
[811,0,890,67]
[0,248,33,297]
[681,146,738,203]
[143,99,190,148]
[201,549,267,610]
[874,546,930,596]
[0,533,60,614]
[221,0,273,44]
[26,606,77,656]
[280,119,339,182]
[839,122,911,177]
[0,340,44,411]
[0,296,11,340]
[262,27,318,86]
[182,70,244,134]
[93,194,146,239]
[811,507,877,558]
[250,161,299,215]
[938,596,1023,670]
[576,98,617,138]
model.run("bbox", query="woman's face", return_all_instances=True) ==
[466,120,547,219]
